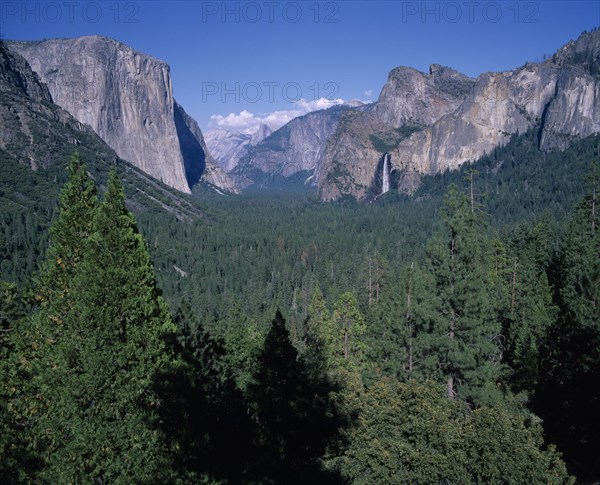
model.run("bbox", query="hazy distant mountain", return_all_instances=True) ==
[205,123,272,172]
[235,104,366,189]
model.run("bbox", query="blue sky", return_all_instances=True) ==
[1,1,599,132]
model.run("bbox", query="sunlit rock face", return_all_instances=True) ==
[318,30,600,201]
[11,36,236,194]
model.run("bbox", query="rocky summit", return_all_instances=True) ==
[317,29,600,201]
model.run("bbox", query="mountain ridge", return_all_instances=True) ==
[317,28,600,200]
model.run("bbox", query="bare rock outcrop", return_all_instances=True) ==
[10,36,235,194]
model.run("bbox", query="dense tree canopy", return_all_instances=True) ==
[2,136,598,482]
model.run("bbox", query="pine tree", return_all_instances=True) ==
[157,300,254,483]
[503,223,557,393]
[12,169,180,482]
[426,184,503,405]
[6,153,98,481]
[35,151,98,305]
[332,292,367,367]
[55,170,179,482]
[303,287,335,372]
[366,262,441,382]
[248,310,342,484]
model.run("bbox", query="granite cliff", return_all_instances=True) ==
[9,36,235,194]
[236,104,359,189]
[318,29,600,201]
[0,40,205,222]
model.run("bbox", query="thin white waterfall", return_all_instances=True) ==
[382,153,390,194]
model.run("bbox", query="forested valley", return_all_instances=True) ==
[1,128,599,483]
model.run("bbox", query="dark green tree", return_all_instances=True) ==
[366,262,441,382]
[336,378,467,484]
[34,151,98,305]
[156,300,254,483]
[332,292,367,367]
[247,310,342,484]
[5,153,98,481]
[303,287,335,372]
[462,403,573,484]
[503,223,557,393]
[536,162,600,481]
[426,184,503,405]
[0,282,37,482]
[11,169,180,483]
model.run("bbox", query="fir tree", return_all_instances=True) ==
[55,170,179,482]
[503,223,557,393]
[156,300,254,483]
[332,292,367,367]
[6,153,98,481]
[35,151,98,305]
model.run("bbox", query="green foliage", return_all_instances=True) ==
[333,292,367,366]
[155,301,254,483]
[303,287,335,370]
[336,378,467,484]
[0,282,37,483]
[426,184,504,405]
[503,223,557,392]
[462,405,573,484]
[7,167,181,483]
[365,262,441,382]
[247,310,344,484]
[337,378,572,484]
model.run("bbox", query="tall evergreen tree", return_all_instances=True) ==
[426,184,503,405]
[6,153,98,481]
[11,169,180,482]
[248,310,342,484]
[303,287,335,372]
[332,292,367,367]
[366,263,441,382]
[157,300,254,483]
[56,170,179,482]
[35,151,98,304]
[503,223,557,393]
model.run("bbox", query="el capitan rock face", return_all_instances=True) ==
[9,36,236,194]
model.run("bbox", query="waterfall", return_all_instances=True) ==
[382,153,390,194]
